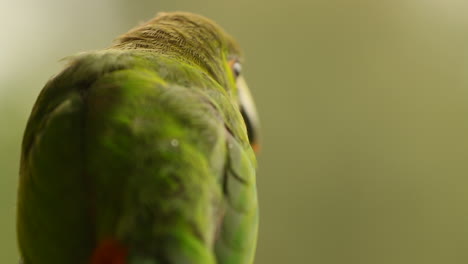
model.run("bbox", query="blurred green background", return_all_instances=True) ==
[3,0,468,263]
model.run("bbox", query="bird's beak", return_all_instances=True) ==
[237,75,261,153]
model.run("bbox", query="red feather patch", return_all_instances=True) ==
[90,239,128,264]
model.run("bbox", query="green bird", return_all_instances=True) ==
[17,12,259,264]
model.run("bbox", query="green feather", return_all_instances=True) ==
[17,12,258,264]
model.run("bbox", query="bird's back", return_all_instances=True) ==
[18,49,257,264]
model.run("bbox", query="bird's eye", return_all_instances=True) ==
[232,62,242,78]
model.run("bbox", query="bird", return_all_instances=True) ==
[17,12,259,264]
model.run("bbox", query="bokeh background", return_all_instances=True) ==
[3,0,468,263]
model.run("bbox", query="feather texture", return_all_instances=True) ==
[17,12,258,264]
